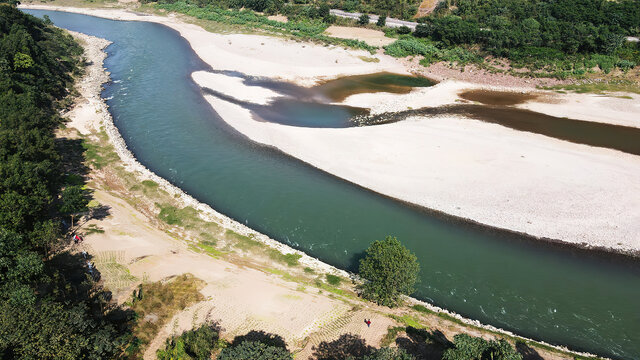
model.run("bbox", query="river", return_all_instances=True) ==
[24,10,640,359]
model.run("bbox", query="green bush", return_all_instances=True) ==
[157,324,220,360]
[325,274,342,286]
[384,38,438,58]
[617,59,636,70]
[591,54,616,73]
[396,25,412,34]
[358,13,370,25]
[443,334,522,360]
[358,236,420,307]
[217,340,292,360]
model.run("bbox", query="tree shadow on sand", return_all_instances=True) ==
[516,341,544,360]
[395,327,452,360]
[311,333,374,360]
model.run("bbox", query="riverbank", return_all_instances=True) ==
[59,28,600,360]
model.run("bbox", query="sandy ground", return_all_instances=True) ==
[267,14,288,22]
[324,26,396,47]
[83,192,395,359]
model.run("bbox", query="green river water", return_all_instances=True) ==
[24,10,640,359]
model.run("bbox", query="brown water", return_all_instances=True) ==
[363,104,640,156]
[314,72,436,102]
[459,89,539,106]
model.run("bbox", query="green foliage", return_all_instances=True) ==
[154,2,375,52]
[0,9,129,359]
[59,185,89,215]
[217,340,293,360]
[384,38,438,58]
[376,15,386,27]
[358,236,420,307]
[396,25,411,35]
[268,249,302,266]
[443,334,522,360]
[157,204,199,226]
[415,0,640,72]
[157,324,221,360]
[358,13,370,26]
[129,274,206,353]
[363,347,415,360]
[325,273,342,286]
[12,52,33,70]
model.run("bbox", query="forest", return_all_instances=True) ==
[416,0,640,67]
[0,5,131,359]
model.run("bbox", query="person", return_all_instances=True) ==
[365,319,371,327]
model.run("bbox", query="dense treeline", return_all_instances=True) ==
[0,6,130,359]
[415,0,640,68]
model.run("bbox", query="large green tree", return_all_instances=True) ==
[358,236,420,307]
[217,340,293,360]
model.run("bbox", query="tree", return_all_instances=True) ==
[358,236,419,307]
[443,334,522,360]
[376,15,387,27]
[217,340,293,360]
[59,185,88,229]
[358,13,370,26]
[157,324,220,360]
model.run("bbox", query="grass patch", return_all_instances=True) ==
[358,55,380,63]
[84,224,105,235]
[157,204,200,227]
[542,80,640,95]
[380,326,406,347]
[198,240,225,257]
[389,314,425,329]
[127,274,205,356]
[82,138,119,169]
[226,230,263,250]
[303,267,315,274]
[325,274,342,286]
[268,249,302,266]
[141,179,159,192]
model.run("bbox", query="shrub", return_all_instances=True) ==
[358,236,420,307]
[396,25,411,34]
[413,23,430,38]
[617,59,636,70]
[157,324,220,360]
[376,15,386,27]
[358,13,370,25]
[384,38,438,58]
[443,334,522,360]
[217,340,292,360]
